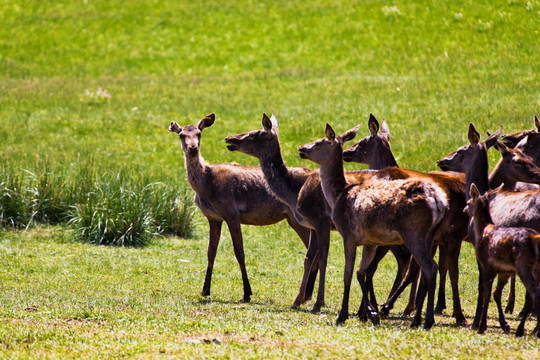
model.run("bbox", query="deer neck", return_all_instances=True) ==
[184,152,210,194]
[488,158,514,190]
[470,204,493,247]
[258,138,307,207]
[319,145,348,210]
[369,149,398,170]
[465,149,490,200]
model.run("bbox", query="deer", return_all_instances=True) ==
[168,113,315,303]
[298,123,448,329]
[438,123,540,331]
[225,114,422,320]
[464,183,540,338]
[493,118,540,314]
[500,115,540,166]
[342,115,469,323]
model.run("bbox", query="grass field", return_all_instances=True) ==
[1,0,539,358]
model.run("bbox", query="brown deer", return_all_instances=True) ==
[343,115,469,324]
[168,113,314,303]
[464,183,540,338]
[501,115,540,166]
[225,113,331,313]
[225,114,418,320]
[438,123,540,330]
[298,123,447,329]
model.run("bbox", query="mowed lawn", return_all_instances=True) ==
[1,0,540,358]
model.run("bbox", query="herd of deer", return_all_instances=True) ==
[168,113,540,338]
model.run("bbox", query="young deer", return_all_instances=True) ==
[168,114,313,303]
[225,113,331,313]
[438,123,540,330]
[464,183,540,338]
[226,114,416,319]
[298,123,446,329]
[343,115,469,324]
[501,115,540,166]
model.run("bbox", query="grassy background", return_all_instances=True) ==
[1,0,539,358]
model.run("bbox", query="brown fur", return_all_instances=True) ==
[465,184,540,337]
[298,123,445,329]
[168,114,312,303]
[438,123,540,330]
[344,115,468,323]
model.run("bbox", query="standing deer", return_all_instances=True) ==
[501,115,540,166]
[343,114,469,324]
[168,113,314,303]
[438,123,540,331]
[225,114,417,319]
[464,183,540,338]
[298,123,446,329]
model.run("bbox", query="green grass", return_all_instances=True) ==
[1,0,540,358]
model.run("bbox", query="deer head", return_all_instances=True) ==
[342,114,397,169]
[501,115,540,149]
[225,113,279,158]
[168,113,215,157]
[492,140,540,186]
[437,123,502,173]
[298,123,361,166]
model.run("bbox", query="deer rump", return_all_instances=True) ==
[333,177,448,247]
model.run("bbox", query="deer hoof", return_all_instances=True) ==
[410,316,421,328]
[311,303,323,314]
[502,323,511,334]
[370,312,381,326]
[380,304,391,317]
[201,289,211,297]
[423,319,434,330]
[402,305,415,317]
[336,312,348,325]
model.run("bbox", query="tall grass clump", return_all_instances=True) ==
[144,182,196,238]
[0,167,31,229]
[68,173,158,247]
[68,173,197,247]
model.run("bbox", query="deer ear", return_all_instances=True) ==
[468,123,480,147]
[516,135,529,150]
[494,140,510,156]
[368,114,380,137]
[484,125,502,149]
[535,115,539,132]
[325,124,336,143]
[470,183,480,200]
[262,113,273,133]
[198,113,215,131]
[380,118,390,139]
[168,121,182,134]
[338,123,361,144]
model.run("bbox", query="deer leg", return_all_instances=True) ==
[201,219,223,297]
[505,274,516,315]
[446,239,466,325]
[226,220,252,303]
[516,292,532,337]
[434,244,448,315]
[388,245,416,315]
[472,260,485,330]
[312,224,331,313]
[410,248,438,330]
[293,230,319,309]
[356,245,380,325]
[286,217,318,303]
[478,270,495,334]
[493,273,511,333]
[381,259,420,317]
[515,267,540,338]
[362,246,391,316]
[337,240,357,325]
